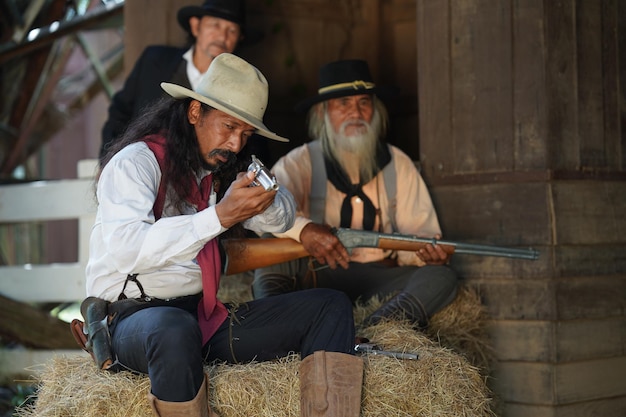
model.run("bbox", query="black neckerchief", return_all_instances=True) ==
[324,142,391,230]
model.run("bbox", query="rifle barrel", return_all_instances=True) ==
[440,240,540,260]
[334,228,540,260]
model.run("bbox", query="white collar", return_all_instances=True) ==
[183,47,204,90]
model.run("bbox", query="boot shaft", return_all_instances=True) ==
[148,374,217,417]
[299,350,364,417]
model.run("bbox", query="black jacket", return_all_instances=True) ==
[100,45,188,159]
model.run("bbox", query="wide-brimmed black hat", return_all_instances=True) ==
[295,59,398,113]
[177,0,261,44]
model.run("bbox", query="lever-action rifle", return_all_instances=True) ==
[221,228,539,276]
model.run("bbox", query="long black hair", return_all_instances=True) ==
[100,96,248,235]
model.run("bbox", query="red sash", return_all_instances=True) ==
[145,136,228,345]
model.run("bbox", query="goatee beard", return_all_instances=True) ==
[202,149,237,172]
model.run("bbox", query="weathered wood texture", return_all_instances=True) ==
[489,316,626,363]
[419,0,623,180]
[123,0,186,78]
[244,0,419,162]
[482,275,626,382]
[545,0,625,171]
[493,357,626,404]
[417,0,546,176]
[475,275,626,321]
[503,397,626,417]
[437,180,626,278]
[417,0,625,415]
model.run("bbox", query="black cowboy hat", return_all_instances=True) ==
[295,59,399,113]
[177,0,262,45]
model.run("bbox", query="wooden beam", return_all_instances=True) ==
[0,294,77,349]
[0,2,123,65]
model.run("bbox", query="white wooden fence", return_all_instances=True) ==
[0,159,98,377]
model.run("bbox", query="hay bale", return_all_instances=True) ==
[15,341,492,417]
[15,321,494,417]
[209,355,301,417]
[208,321,495,417]
[360,324,494,417]
[15,355,152,417]
[15,279,496,417]
[354,285,495,373]
[426,286,495,372]
[218,271,254,304]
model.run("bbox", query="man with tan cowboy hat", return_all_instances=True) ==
[252,59,459,332]
[100,0,267,162]
[86,53,363,416]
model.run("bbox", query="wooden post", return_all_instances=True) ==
[417,0,626,416]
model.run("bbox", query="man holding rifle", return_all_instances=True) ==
[252,59,459,329]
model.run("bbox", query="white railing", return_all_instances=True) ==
[0,159,99,376]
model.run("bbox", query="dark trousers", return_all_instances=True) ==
[109,288,355,402]
[253,258,459,317]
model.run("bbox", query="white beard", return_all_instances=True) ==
[325,113,381,183]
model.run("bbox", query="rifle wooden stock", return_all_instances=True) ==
[222,238,309,275]
[221,228,539,275]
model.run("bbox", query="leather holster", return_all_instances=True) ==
[70,297,115,370]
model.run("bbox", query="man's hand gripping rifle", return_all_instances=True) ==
[221,228,539,275]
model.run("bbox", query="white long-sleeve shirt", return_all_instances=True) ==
[271,142,441,266]
[86,142,295,301]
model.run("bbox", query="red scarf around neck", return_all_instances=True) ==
[145,135,227,345]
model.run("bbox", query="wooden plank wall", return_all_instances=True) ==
[244,0,419,163]
[417,1,626,416]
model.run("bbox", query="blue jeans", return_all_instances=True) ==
[109,288,355,401]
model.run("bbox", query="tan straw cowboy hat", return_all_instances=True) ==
[161,53,288,142]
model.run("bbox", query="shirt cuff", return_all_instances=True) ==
[273,216,312,242]
[192,205,227,242]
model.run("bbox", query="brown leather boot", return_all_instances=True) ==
[147,374,218,417]
[299,350,364,417]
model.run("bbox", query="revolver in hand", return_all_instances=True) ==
[247,155,279,191]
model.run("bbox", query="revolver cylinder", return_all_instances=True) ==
[247,155,279,191]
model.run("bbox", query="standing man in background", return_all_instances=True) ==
[100,0,267,162]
